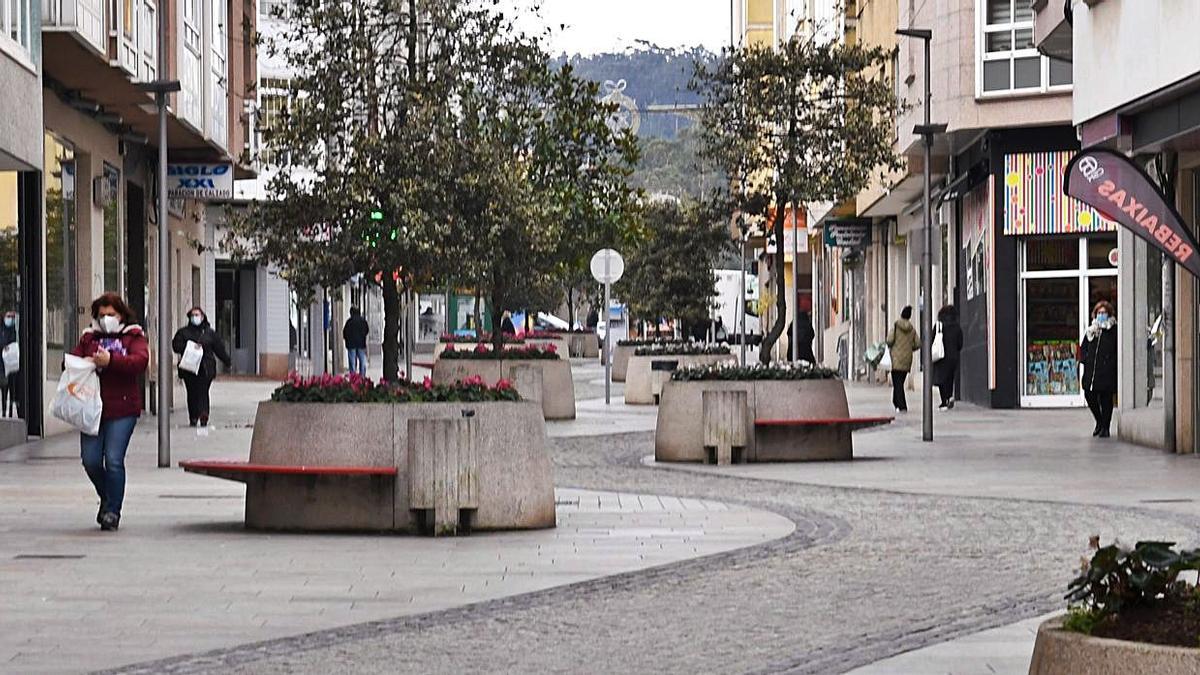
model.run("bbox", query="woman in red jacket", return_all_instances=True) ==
[70,293,149,531]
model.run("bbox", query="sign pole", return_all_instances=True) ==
[791,209,800,362]
[155,2,171,468]
[604,280,612,405]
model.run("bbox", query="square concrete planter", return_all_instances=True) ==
[245,400,556,533]
[1029,616,1200,675]
[431,357,575,420]
[624,353,738,405]
[654,378,851,462]
[566,333,599,358]
[524,335,569,356]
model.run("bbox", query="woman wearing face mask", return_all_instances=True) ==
[69,293,149,531]
[1080,300,1118,438]
[171,307,232,428]
[0,310,20,417]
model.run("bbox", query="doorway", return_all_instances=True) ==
[215,261,257,374]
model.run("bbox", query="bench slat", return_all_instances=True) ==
[180,460,397,482]
[755,417,894,428]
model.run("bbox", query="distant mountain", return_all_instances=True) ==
[553,45,719,140]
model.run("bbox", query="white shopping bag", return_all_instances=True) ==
[879,348,892,371]
[179,340,204,375]
[2,342,18,374]
[931,322,945,362]
[51,354,102,436]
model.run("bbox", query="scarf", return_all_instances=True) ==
[1085,316,1116,342]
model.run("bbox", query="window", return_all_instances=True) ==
[258,79,290,166]
[183,0,200,54]
[1,0,32,60]
[979,0,1070,95]
[102,164,121,294]
[260,0,289,20]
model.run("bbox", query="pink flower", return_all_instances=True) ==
[495,378,514,390]
[545,344,557,353]
[474,343,488,353]
[422,376,433,391]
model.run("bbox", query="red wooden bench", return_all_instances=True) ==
[180,460,397,483]
[751,416,894,462]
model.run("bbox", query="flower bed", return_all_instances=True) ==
[617,338,686,347]
[673,362,837,382]
[521,330,567,339]
[271,372,519,404]
[634,343,730,357]
[439,333,524,344]
[439,344,560,360]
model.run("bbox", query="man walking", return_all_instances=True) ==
[343,307,369,377]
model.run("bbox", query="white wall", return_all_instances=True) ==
[1072,0,1200,124]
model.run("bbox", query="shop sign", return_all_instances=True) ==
[1065,148,1200,278]
[167,163,234,200]
[824,219,871,249]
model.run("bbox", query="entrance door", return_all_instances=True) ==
[1020,235,1119,407]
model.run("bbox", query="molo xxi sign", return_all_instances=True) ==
[166,163,233,200]
[1064,148,1200,278]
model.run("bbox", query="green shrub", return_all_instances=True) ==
[672,362,838,382]
[1064,540,1200,627]
[271,373,520,403]
[439,343,560,360]
[617,338,686,347]
[633,343,730,357]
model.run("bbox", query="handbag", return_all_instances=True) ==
[179,340,204,375]
[51,354,102,435]
[931,321,946,362]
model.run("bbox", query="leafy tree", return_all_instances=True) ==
[446,27,641,352]
[616,198,730,331]
[693,34,901,363]
[629,125,724,200]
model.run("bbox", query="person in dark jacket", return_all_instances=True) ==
[172,307,232,428]
[70,293,149,531]
[788,311,817,363]
[342,307,369,376]
[886,306,920,413]
[933,304,965,409]
[500,311,517,336]
[0,310,20,418]
[1080,300,1118,438]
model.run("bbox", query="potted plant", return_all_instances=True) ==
[1030,539,1200,674]
[432,344,575,420]
[610,338,687,381]
[433,333,524,360]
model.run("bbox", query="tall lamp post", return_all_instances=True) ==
[896,27,946,443]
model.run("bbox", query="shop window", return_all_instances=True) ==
[45,134,78,379]
[102,164,121,294]
[1025,237,1076,272]
[1086,235,1118,271]
[979,0,1070,96]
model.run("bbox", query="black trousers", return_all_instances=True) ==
[1084,390,1114,432]
[182,373,214,424]
[891,370,909,411]
[937,382,954,406]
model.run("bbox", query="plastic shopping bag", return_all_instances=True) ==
[931,322,945,362]
[2,342,18,374]
[51,354,102,436]
[179,340,204,375]
[879,348,892,371]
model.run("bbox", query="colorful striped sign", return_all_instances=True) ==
[1003,151,1117,235]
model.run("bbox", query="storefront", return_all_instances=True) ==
[1004,150,1118,407]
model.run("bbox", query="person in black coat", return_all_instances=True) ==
[0,310,20,418]
[933,304,965,409]
[1080,300,1118,438]
[787,311,817,363]
[342,307,369,376]
[171,307,232,427]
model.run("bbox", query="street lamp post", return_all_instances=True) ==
[896,27,946,443]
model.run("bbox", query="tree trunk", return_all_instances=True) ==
[760,203,788,365]
[382,277,401,382]
[490,292,506,353]
[473,288,483,336]
[566,285,575,329]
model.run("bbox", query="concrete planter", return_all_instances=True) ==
[625,353,737,405]
[431,357,576,420]
[610,343,634,381]
[566,333,600,358]
[246,401,556,533]
[525,335,569,356]
[1029,617,1200,675]
[433,341,521,361]
[655,378,850,462]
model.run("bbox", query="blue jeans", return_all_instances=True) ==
[348,348,367,376]
[80,415,138,516]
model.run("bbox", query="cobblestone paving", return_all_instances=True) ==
[104,431,1200,675]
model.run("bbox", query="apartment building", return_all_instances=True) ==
[0,0,259,439]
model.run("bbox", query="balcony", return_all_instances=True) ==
[41,0,106,56]
[1033,0,1073,62]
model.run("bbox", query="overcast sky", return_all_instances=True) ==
[506,0,736,55]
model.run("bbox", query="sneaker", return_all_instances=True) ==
[938,403,949,410]
[99,512,120,531]
[96,503,105,526]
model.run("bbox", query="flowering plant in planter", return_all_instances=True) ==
[439,333,524,344]
[439,343,560,360]
[521,330,568,339]
[271,372,521,403]
[672,361,837,382]
[617,338,687,347]
[633,343,731,357]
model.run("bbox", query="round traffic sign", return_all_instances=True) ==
[590,248,625,284]
[1108,248,1119,267]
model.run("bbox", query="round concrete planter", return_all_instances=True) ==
[610,343,635,381]
[624,353,737,405]
[566,333,599,358]
[1029,617,1200,675]
[655,378,850,462]
[431,357,576,420]
[246,400,556,533]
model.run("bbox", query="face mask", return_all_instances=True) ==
[99,315,123,334]
[3,318,13,328]
[1096,313,1109,323]
[190,315,203,327]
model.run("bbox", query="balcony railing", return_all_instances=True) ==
[41,0,106,55]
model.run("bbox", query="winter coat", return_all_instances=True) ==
[70,324,150,421]
[933,319,964,387]
[886,319,920,372]
[1080,320,1118,393]
[788,318,816,363]
[342,315,369,350]
[172,316,232,381]
[0,323,16,377]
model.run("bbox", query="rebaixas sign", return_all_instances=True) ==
[167,163,233,200]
